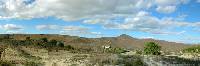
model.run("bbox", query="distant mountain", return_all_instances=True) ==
[0,34,193,52]
[118,34,134,39]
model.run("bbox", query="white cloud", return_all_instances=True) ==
[0,24,23,30]
[83,19,105,24]
[175,14,188,21]
[63,26,89,31]
[91,32,102,35]
[0,0,189,21]
[0,0,142,20]
[102,11,163,31]
[140,36,154,39]
[35,25,100,37]
[156,6,176,14]
[82,11,199,35]
[1,0,198,36]
[61,26,90,36]
[151,31,186,35]
[155,0,180,6]
[60,26,103,37]
[197,0,200,3]
[136,11,149,16]
[36,25,96,36]
[155,0,189,6]
[36,25,90,31]
[6,31,28,34]
[36,25,60,30]
[135,0,153,9]
[155,0,189,14]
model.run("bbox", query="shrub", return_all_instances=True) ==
[24,40,33,46]
[0,46,6,57]
[24,61,43,66]
[57,42,64,47]
[106,47,127,54]
[144,42,161,55]
[132,59,144,66]
[118,55,146,66]
[89,54,118,66]
[183,46,200,53]
[64,45,75,50]
[47,39,57,47]
[89,54,146,66]
[26,37,31,40]
[2,34,10,39]
[0,61,13,66]
[40,38,48,43]
[135,50,142,55]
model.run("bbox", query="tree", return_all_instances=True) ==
[144,42,161,55]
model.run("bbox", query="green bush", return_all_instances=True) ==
[144,42,161,55]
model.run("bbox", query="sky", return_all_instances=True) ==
[0,0,200,44]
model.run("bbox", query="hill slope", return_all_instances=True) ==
[0,34,192,52]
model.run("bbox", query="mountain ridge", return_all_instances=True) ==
[0,34,194,52]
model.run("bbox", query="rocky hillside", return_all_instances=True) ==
[0,34,192,52]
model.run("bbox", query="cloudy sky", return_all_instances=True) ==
[0,0,200,44]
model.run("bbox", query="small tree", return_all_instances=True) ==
[144,42,161,55]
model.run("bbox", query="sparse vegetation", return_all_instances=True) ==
[0,34,199,66]
[64,45,75,50]
[154,56,200,65]
[117,55,146,66]
[183,46,200,53]
[57,42,64,47]
[24,61,43,66]
[89,54,146,66]
[106,47,127,54]
[0,45,6,57]
[135,50,142,55]
[47,39,57,47]
[26,37,31,40]
[40,37,48,43]
[89,54,118,65]
[0,60,13,66]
